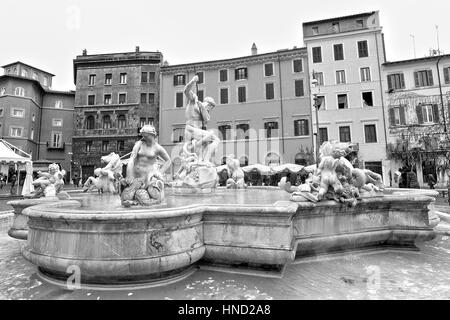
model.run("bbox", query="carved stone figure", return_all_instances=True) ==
[31,163,66,198]
[83,153,123,194]
[225,155,247,189]
[120,125,171,207]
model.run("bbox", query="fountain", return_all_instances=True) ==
[18,76,439,287]
[82,152,123,194]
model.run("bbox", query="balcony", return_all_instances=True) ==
[74,128,139,137]
[46,142,65,151]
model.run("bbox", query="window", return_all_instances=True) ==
[118,115,126,129]
[294,119,309,136]
[149,93,155,105]
[219,69,228,82]
[314,72,324,86]
[86,141,92,152]
[196,72,204,84]
[10,127,22,137]
[362,92,374,107]
[141,93,147,104]
[32,114,35,122]
[364,124,377,143]
[119,73,127,84]
[103,115,111,129]
[105,74,112,85]
[293,59,303,73]
[360,67,371,82]
[265,83,275,100]
[414,70,434,87]
[197,90,204,102]
[238,86,246,103]
[52,119,63,127]
[356,19,364,29]
[235,67,248,80]
[139,117,147,128]
[265,121,279,138]
[85,116,95,130]
[104,94,112,105]
[55,100,63,109]
[11,108,25,118]
[118,93,126,104]
[117,140,125,152]
[220,88,229,104]
[337,94,348,109]
[173,74,186,86]
[336,70,346,84]
[264,63,274,77]
[149,72,156,83]
[334,44,344,61]
[387,73,405,90]
[89,74,96,86]
[218,124,232,140]
[172,127,185,143]
[357,40,369,58]
[102,141,109,152]
[32,72,38,80]
[417,104,439,124]
[389,106,407,126]
[0,87,5,96]
[312,47,322,63]
[88,95,95,105]
[141,72,148,83]
[176,92,184,108]
[30,128,34,140]
[51,132,62,148]
[236,123,249,140]
[319,128,328,145]
[312,26,319,35]
[14,87,25,97]
[444,67,450,84]
[339,126,351,142]
[316,95,326,110]
[331,22,340,33]
[21,69,28,77]
[43,77,48,86]
[295,80,304,97]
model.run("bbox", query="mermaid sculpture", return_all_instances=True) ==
[120,125,171,207]
[83,152,123,194]
[280,140,385,207]
[31,163,66,198]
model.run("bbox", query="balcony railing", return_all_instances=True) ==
[74,128,139,137]
[46,142,65,151]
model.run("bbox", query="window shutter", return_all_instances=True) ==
[400,73,405,88]
[432,104,440,123]
[399,105,406,125]
[294,121,299,136]
[387,75,393,90]
[304,120,310,136]
[389,108,395,127]
[235,69,239,80]
[416,105,424,124]
[414,72,420,87]
[444,68,450,84]
[244,68,248,79]
[427,70,434,86]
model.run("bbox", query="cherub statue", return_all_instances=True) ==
[279,173,320,202]
[225,155,247,189]
[31,163,66,198]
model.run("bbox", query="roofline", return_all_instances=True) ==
[160,47,306,71]
[303,11,377,26]
[0,74,73,95]
[1,61,55,76]
[383,54,450,66]
[74,51,162,60]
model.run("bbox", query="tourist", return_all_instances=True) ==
[427,174,436,190]
[407,168,420,189]
[0,173,4,189]
[10,174,17,195]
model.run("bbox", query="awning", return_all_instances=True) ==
[0,139,32,165]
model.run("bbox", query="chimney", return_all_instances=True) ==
[251,43,258,55]
[136,46,140,53]
[82,49,87,56]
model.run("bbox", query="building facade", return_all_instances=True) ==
[0,61,74,177]
[159,46,314,177]
[302,11,389,182]
[72,48,163,182]
[382,54,450,187]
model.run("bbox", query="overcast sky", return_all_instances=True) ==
[1,0,449,91]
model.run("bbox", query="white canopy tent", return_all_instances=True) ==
[0,139,33,195]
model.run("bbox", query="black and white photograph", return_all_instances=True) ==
[1,0,450,306]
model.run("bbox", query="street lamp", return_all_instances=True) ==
[311,72,322,164]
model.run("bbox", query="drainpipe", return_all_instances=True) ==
[277,53,286,158]
[436,55,447,134]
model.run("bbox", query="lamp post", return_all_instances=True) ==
[311,71,321,164]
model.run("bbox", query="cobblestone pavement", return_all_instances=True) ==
[1,227,450,300]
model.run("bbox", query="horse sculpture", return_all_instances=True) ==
[83,152,123,194]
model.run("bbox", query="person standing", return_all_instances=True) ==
[407,168,420,189]
[427,174,436,190]
[10,174,17,195]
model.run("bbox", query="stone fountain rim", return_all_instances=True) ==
[21,188,438,221]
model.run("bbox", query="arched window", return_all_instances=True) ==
[239,156,249,167]
[265,152,280,166]
[117,115,126,129]
[294,153,307,166]
[103,115,111,129]
[86,116,95,130]
[14,87,25,97]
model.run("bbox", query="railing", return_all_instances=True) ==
[74,128,139,137]
[46,142,65,151]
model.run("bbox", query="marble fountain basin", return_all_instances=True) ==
[21,187,438,286]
